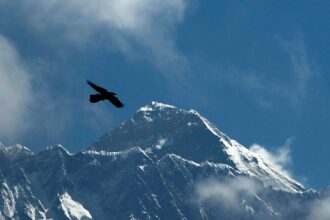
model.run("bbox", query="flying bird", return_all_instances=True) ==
[87,80,124,108]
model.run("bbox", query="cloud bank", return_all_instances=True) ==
[17,0,189,74]
[195,176,260,210]
[307,195,330,220]
[0,35,33,139]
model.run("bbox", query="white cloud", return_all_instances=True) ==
[0,0,191,143]
[0,0,192,144]
[307,196,330,220]
[0,33,73,141]
[0,34,105,143]
[249,138,294,176]
[279,36,315,106]
[0,35,33,139]
[195,176,260,210]
[19,0,189,74]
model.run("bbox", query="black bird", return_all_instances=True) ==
[87,80,124,108]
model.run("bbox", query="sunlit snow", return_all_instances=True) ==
[59,192,92,220]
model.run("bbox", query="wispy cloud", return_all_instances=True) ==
[11,0,189,75]
[0,35,33,139]
[307,195,330,220]
[0,34,113,144]
[223,36,315,108]
[249,138,294,177]
[0,33,72,141]
[195,176,260,211]
[278,35,315,106]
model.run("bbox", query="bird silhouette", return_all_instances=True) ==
[87,80,124,108]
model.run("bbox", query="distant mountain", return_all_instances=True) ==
[0,102,327,219]
[0,143,33,166]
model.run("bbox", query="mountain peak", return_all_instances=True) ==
[0,143,33,161]
[138,101,176,112]
[90,101,219,153]
[89,102,304,193]
[45,144,71,155]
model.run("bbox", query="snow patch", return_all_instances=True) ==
[151,194,161,208]
[59,192,92,220]
[84,147,151,161]
[151,101,175,109]
[139,102,176,112]
[143,115,153,122]
[1,182,15,218]
[155,138,166,150]
[187,122,198,127]
[167,154,201,167]
[84,150,122,157]
[25,203,47,220]
[138,164,147,172]
[0,143,33,159]
[129,213,137,220]
[139,106,153,112]
[46,144,72,155]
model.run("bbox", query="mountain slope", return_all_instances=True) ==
[0,102,326,219]
[89,102,303,193]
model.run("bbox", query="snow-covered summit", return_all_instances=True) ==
[137,102,230,140]
[89,101,227,154]
[89,102,304,192]
[138,101,176,112]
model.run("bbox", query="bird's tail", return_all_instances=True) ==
[89,94,105,103]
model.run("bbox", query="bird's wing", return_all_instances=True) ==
[87,80,108,94]
[108,95,124,108]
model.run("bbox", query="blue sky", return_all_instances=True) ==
[0,1,329,189]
